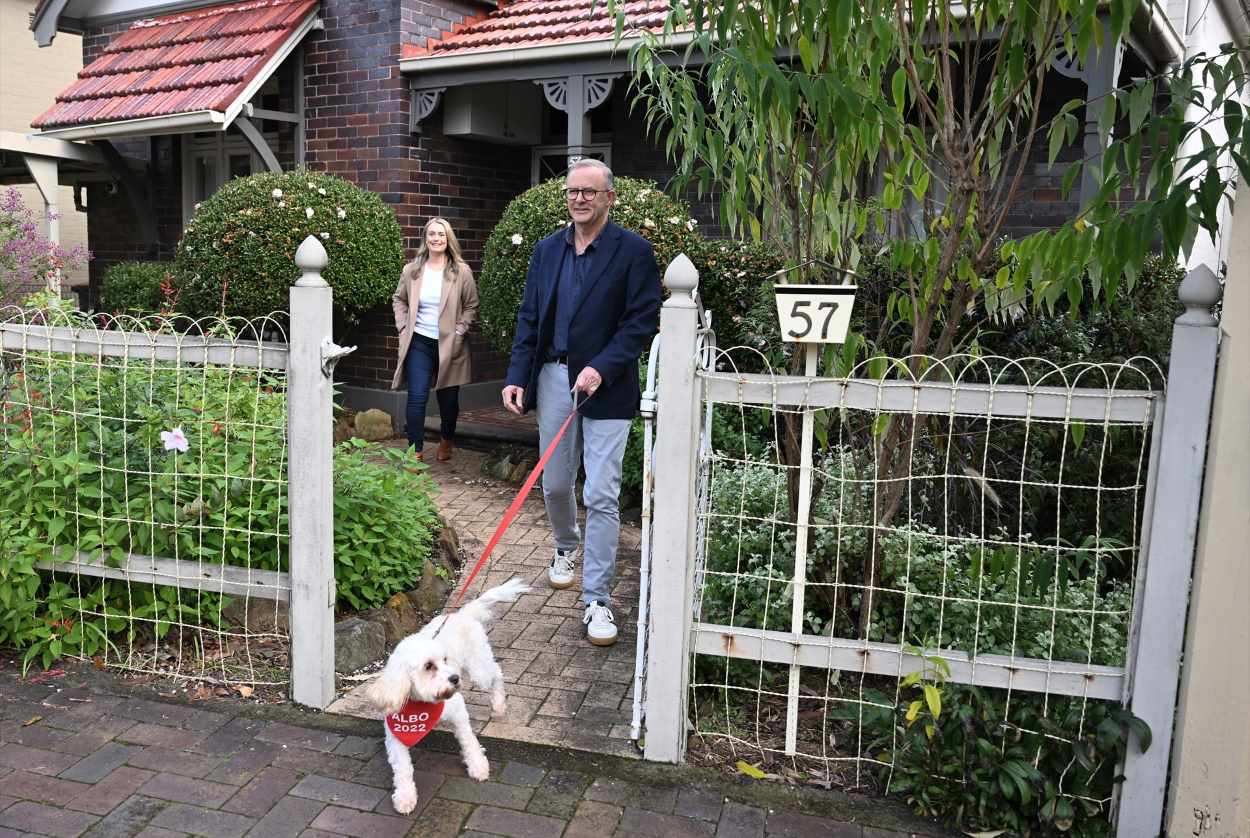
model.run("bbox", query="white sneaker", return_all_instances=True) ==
[583,600,617,646]
[548,548,577,590]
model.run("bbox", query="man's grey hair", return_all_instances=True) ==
[567,158,614,190]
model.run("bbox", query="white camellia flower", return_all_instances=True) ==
[278,201,286,208]
[511,234,523,245]
[305,207,314,219]
[320,232,330,239]
[638,189,650,199]
[644,218,656,228]
[686,219,697,231]
[667,216,681,225]
[336,208,346,220]
[271,188,283,199]
[318,188,327,196]
[160,427,190,453]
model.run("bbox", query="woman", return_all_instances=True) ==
[391,217,478,461]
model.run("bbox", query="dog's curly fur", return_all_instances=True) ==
[363,578,529,814]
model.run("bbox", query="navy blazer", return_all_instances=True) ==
[506,221,662,420]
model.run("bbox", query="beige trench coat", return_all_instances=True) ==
[390,259,479,391]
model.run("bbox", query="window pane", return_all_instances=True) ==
[228,154,252,180]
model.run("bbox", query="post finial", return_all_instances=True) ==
[294,235,329,287]
[663,253,699,309]
[1176,263,1222,326]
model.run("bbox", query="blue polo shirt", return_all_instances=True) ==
[550,226,600,360]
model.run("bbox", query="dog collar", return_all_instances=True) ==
[386,699,445,747]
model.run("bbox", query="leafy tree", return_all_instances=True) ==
[619,0,1247,630]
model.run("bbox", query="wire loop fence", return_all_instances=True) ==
[0,305,293,685]
[685,345,1163,808]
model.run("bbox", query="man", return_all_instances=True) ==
[503,159,662,646]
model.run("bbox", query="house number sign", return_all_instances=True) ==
[773,285,857,343]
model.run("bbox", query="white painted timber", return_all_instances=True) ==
[287,235,336,709]
[692,624,1125,701]
[701,373,1158,423]
[35,552,289,600]
[0,323,289,369]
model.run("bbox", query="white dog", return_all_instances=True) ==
[364,577,528,815]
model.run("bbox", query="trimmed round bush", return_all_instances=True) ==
[173,170,404,324]
[100,261,169,314]
[477,177,700,354]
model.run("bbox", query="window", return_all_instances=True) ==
[181,130,272,223]
[530,144,612,186]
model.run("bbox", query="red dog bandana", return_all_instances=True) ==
[386,700,445,747]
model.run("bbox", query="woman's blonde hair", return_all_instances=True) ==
[409,217,467,277]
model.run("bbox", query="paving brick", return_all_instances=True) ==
[435,777,533,810]
[584,777,678,813]
[307,806,409,838]
[118,724,206,751]
[149,803,256,838]
[407,798,473,838]
[115,701,226,735]
[67,766,156,816]
[139,773,237,808]
[271,749,363,782]
[331,735,379,760]
[221,767,299,817]
[0,795,15,810]
[134,829,186,838]
[255,723,343,753]
[766,810,862,838]
[463,805,567,838]
[126,747,223,779]
[61,743,142,783]
[4,770,91,805]
[617,807,716,838]
[0,742,81,776]
[0,828,22,838]
[244,796,325,838]
[677,788,724,822]
[716,802,765,838]
[565,800,623,838]
[42,710,136,742]
[204,746,273,785]
[0,800,99,838]
[191,718,265,758]
[496,761,545,787]
[1,719,74,752]
[371,770,443,818]
[289,776,386,811]
[523,769,591,819]
[80,794,167,838]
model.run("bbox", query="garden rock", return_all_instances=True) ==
[334,617,385,672]
[353,408,393,441]
[357,593,422,648]
[407,560,452,615]
[221,595,289,633]
[435,522,462,570]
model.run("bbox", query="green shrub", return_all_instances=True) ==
[173,171,404,324]
[687,237,786,359]
[100,261,170,314]
[477,177,700,355]
[0,348,437,670]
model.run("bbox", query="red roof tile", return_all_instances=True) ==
[402,0,671,62]
[33,0,318,130]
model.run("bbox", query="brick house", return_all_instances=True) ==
[22,0,1228,416]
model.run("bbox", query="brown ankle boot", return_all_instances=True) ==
[436,439,454,462]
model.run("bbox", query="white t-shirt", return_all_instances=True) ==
[414,264,444,340]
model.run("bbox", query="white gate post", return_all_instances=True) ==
[1118,265,1224,835]
[288,236,336,709]
[643,254,703,763]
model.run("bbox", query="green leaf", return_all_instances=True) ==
[923,683,942,719]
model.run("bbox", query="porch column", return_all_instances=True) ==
[535,74,618,170]
[566,74,587,167]
[1080,35,1124,210]
[22,153,61,294]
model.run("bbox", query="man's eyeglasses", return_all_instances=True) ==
[565,188,605,201]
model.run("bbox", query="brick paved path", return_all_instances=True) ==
[0,666,945,837]
[329,446,644,759]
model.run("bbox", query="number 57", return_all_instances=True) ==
[787,300,840,340]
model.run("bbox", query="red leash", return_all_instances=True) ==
[450,402,580,606]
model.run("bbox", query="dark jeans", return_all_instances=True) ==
[404,333,459,450]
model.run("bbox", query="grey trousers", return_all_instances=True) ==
[537,362,631,605]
